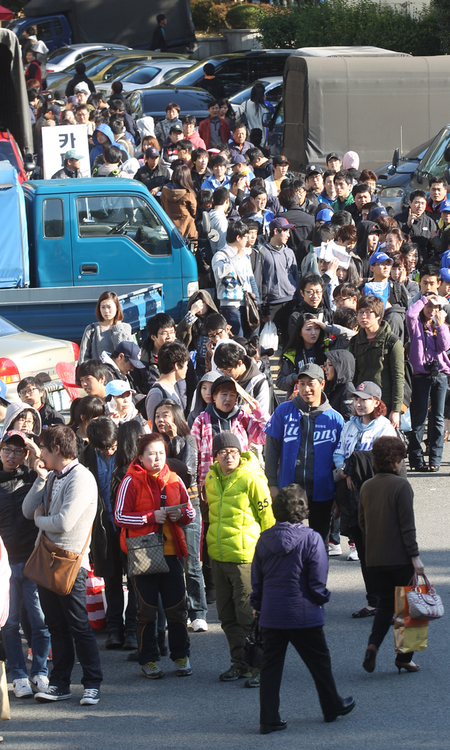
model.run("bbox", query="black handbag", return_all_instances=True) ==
[240,615,264,667]
[126,489,169,577]
[231,262,261,331]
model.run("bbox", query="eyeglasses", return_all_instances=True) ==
[1,447,26,456]
[208,329,225,340]
[357,309,375,318]
[19,387,38,397]
[217,449,240,458]
[16,416,34,426]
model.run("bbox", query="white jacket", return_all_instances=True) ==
[333,415,396,469]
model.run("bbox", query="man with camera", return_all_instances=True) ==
[406,291,450,472]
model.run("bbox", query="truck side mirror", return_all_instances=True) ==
[392,148,399,168]
[444,145,450,164]
[24,155,36,172]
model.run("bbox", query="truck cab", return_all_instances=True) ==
[7,15,71,52]
[23,178,198,319]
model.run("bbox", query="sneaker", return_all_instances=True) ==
[47,649,52,661]
[174,656,192,676]
[80,688,100,705]
[328,543,342,556]
[219,665,252,682]
[141,662,164,680]
[27,648,32,662]
[34,685,71,702]
[244,674,260,688]
[190,618,208,632]
[347,543,359,561]
[30,675,49,694]
[13,678,33,698]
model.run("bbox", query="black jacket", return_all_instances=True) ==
[198,77,226,100]
[276,207,315,256]
[65,73,96,97]
[324,349,355,422]
[0,464,38,564]
[150,23,168,52]
[51,165,82,179]
[394,210,437,266]
[134,163,171,192]
[38,403,65,429]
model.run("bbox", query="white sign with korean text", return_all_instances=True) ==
[42,124,90,179]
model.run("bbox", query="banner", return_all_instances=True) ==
[42,124,90,179]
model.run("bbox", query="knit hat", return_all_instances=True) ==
[212,431,242,457]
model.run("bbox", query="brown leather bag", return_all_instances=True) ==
[23,476,92,596]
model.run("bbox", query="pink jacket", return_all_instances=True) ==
[187,131,206,150]
[191,406,269,487]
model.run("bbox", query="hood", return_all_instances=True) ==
[348,414,384,432]
[291,391,330,416]
[356,220,380,260]
[162,185,190,203]
[187,290,218,316]
[92,123,114,148]
[238,359,261,389]
[136,116,155,138]
[325,350,355,385]
[260,521,308,556]
[189,370,222,425]
[1,402,42,438]
[94,162,122,177]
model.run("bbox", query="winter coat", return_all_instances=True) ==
[191,404,268,487]
[261,241,300,311]
[264,393,344,500]
[38,403,65,429]
[188,371,222,428]
[324,349,355,421]
[276,207,314,257]
[355,221,380,278]
[176,290,218,359]
[395,210,437,265]
[276,344,326,397]
[65,73,95,97]
[89,123,128,167]
[51,165,82,179]
[1,403,41,438]
[333,415,396,470]
[134,162,171,192]
[205,451,274,564]
[349,320,405,412]
[406,295,450,376]
[250,522,329,629]
[0,464,38,565]
[161,183,197,238]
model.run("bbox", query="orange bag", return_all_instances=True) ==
[394,583,429,653]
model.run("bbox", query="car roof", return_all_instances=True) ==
[136,86,215,115]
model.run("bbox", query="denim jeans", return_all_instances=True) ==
[38,568,103,689]
[220,305,253,339]
[2,562,51,681]
[408,372,447,468]
[183,510,207,621]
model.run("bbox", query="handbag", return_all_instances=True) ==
[126,489,170,577]
[240,615,264,668]
[394,581,429,654]
[406,573,444,621]
[24,476,93,596]
[231,262,260,331]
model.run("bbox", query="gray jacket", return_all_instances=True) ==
[22,462,97,570]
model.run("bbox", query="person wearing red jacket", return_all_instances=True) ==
[198,102,230,150]
[115,433,195,680]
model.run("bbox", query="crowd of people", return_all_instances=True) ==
[3,33,443,733]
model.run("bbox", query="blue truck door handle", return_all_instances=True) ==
[79,263,98,275]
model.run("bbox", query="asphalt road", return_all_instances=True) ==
[3,450,450,750]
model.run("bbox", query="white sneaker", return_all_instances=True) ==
[347,544,359,561]
[328,543,342,556]
[30,674,49,693]
[191,618,208,632]
[13,678,33,698]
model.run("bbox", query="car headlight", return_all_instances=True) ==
[187,281,199,298]
[379,188,405,199]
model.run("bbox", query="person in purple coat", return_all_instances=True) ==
[250,484,355,735]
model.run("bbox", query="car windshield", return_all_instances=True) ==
[142,89,214,115]
[169,59,221,87]
[47,47,75,64]
[417,126,450,179]
[0,141,19,171]
[0,316,21,337]
[122,67,160,85]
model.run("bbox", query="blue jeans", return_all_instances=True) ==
[220,305,253,338]
[408,372,447,468]
[2,562,50,681]
[183,510,207,621]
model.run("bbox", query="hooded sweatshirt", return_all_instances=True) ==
[261,241,300,311]
[264,392,344,500]
[1,402,42,438]
[89,123,129,167]
[250,521,329,629]
[333,414,396,470]
[324,349,355,421]
[188,371,222,428]
[160,182,197,239]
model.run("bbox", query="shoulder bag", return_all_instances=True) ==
[406,572,444,621]
[24,475,92,596]
[231,259,260,332]
[126,488,170,577]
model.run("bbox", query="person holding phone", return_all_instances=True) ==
[114,433,195,680]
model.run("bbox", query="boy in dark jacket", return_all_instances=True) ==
[17,377,64,429]
[0,431,51,698]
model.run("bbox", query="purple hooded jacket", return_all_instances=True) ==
[250,521,329,629]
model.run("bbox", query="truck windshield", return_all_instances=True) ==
[417,126,450,180]
[76,194,171,255]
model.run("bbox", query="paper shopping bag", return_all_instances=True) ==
[0,662,10,721]
[394,624,428,653]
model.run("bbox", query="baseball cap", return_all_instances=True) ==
[298,363,325,382]
[48,104,61,116]
[348,381,382,400]
[440,199,450,212]
[269,217,295,232]
[65,149,84,160]
[1,430,27,445]
[111,341,145,369]
[369,251,393,266]
[105,380,136,398]
[0,380,10,406]
[440,267,450,282]
[145,146,160,159]
[230,154,246,165]
[367,206,388,220]
[326,152,340,163]
[316,208,334,223]
[74,82,90,94]
[273,155,289,167]
[306,165,323,177]
[169,124,183,134]
[66,95,78,106]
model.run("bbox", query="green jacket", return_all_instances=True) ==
[332,194,354,212]
[205,452,275,564]
[349,320,405,412]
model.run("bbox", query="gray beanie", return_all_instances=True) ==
[212,431,242,457]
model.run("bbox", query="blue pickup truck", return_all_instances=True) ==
[0,163,198,340]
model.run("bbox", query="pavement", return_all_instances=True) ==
[3,449,450,749]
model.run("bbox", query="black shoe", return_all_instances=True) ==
[126,650,140,662]
[412,464,428,472]
[206,588,216,604]
[123,634,138,651]
[105,632,123,649]
[35,685,71,702]
[260,721,287,735]
[324,697,356,723]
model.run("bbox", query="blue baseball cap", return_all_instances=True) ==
[0,380,9,405]
[369,251,393,266]
[105,380,135,398]
[440,267,450,282]
[440,199,450,212]
[316,208,334,223]
[111,341,145,369]
[367,206,388,220]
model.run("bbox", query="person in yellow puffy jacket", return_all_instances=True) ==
[204,431,274,687]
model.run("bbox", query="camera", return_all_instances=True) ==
[424,359,439,376]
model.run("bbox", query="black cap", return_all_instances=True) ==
[212,431,242,457]
[326,152,340,163]
[210,375,237,399]
[298,363,325,382]
[305,165,323,178]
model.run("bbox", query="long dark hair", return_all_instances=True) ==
[283,312,326,355]
[69,395,104,431]
[172,163,195,193]
[250,82,266,112]
[111,421,145,502]
[153,398,190,438]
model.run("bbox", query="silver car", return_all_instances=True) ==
[95,60,195,98]
[46,43,132,76]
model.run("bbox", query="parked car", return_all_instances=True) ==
[0,314,78,406]
[0,132,28,183]
[46,43,132,76]
[95,60,195,97]
[168,51,292,97]
[128,86,214,124]
[229,76,283,114]
[376,139,434,215]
